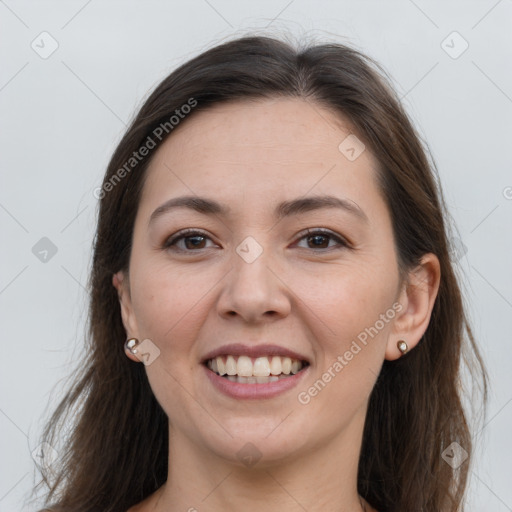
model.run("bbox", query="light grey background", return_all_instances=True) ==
[1,1,511,510]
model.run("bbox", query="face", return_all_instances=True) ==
[116,98,405,466]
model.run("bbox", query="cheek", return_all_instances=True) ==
[292,267,397,433]
[129,262,220,419]
[296,260,398,345]
[130,260,220,358]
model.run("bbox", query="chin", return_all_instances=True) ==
[198,420,311,468]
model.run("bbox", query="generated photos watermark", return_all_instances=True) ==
[93,97,198,199]
[297,302,403,405]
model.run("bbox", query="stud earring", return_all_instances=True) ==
[397,340,408,355]
[125,338,139,354]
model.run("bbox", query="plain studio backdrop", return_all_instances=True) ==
[1,1,511,510]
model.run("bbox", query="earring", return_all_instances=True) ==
[397,340,408,355]
[125,338,139,354]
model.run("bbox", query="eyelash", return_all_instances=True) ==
[163,228,350,253]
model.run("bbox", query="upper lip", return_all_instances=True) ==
[202,343,310,363]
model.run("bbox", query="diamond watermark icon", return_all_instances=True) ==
[236,236,263,264]
[31,31,59,59]
[31,442,59,473]
[338,134,365,161]
[32,237,58,263]
[441,31,469,60]
[441,441,468,469]
[236,442,262,467]
[450,237,468,262]
[133,338,161,366]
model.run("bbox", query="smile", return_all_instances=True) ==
[203,356,310,400]
[205,355,309,383]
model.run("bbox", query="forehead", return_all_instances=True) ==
[152,97,363,162]
[139,98,383,219]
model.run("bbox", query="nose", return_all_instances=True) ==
[216,246,292,324]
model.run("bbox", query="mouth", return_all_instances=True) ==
[204,355,310,384]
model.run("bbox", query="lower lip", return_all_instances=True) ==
[203,364,309,400]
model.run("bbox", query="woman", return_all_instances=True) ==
[35,34,488,512]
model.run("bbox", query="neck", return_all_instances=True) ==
[149,408,370,512]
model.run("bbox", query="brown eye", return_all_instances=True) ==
[183,235,207,250]
[307,234,330,249]
[164,230,217,252]
[296,229,349,251]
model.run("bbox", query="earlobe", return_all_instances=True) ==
[385,253,441,360]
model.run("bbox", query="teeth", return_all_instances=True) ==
[225,355,237,376]
[237,375,281,384]
[237,355,253,377]
[216,357,226,376]
[207,355,307,378]
[269,356,282,375]
[253,357,270,377]
[281,357,292,375]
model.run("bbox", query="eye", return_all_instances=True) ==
[164,229,218,252]
[295,228,349,250]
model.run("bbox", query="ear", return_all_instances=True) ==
[113,271,140,363]
[385,253,441,360]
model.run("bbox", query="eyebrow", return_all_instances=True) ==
[148,194,368,226]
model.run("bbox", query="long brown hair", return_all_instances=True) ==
[33,34,488,512]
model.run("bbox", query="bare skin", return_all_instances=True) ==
[115,98,440,512]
